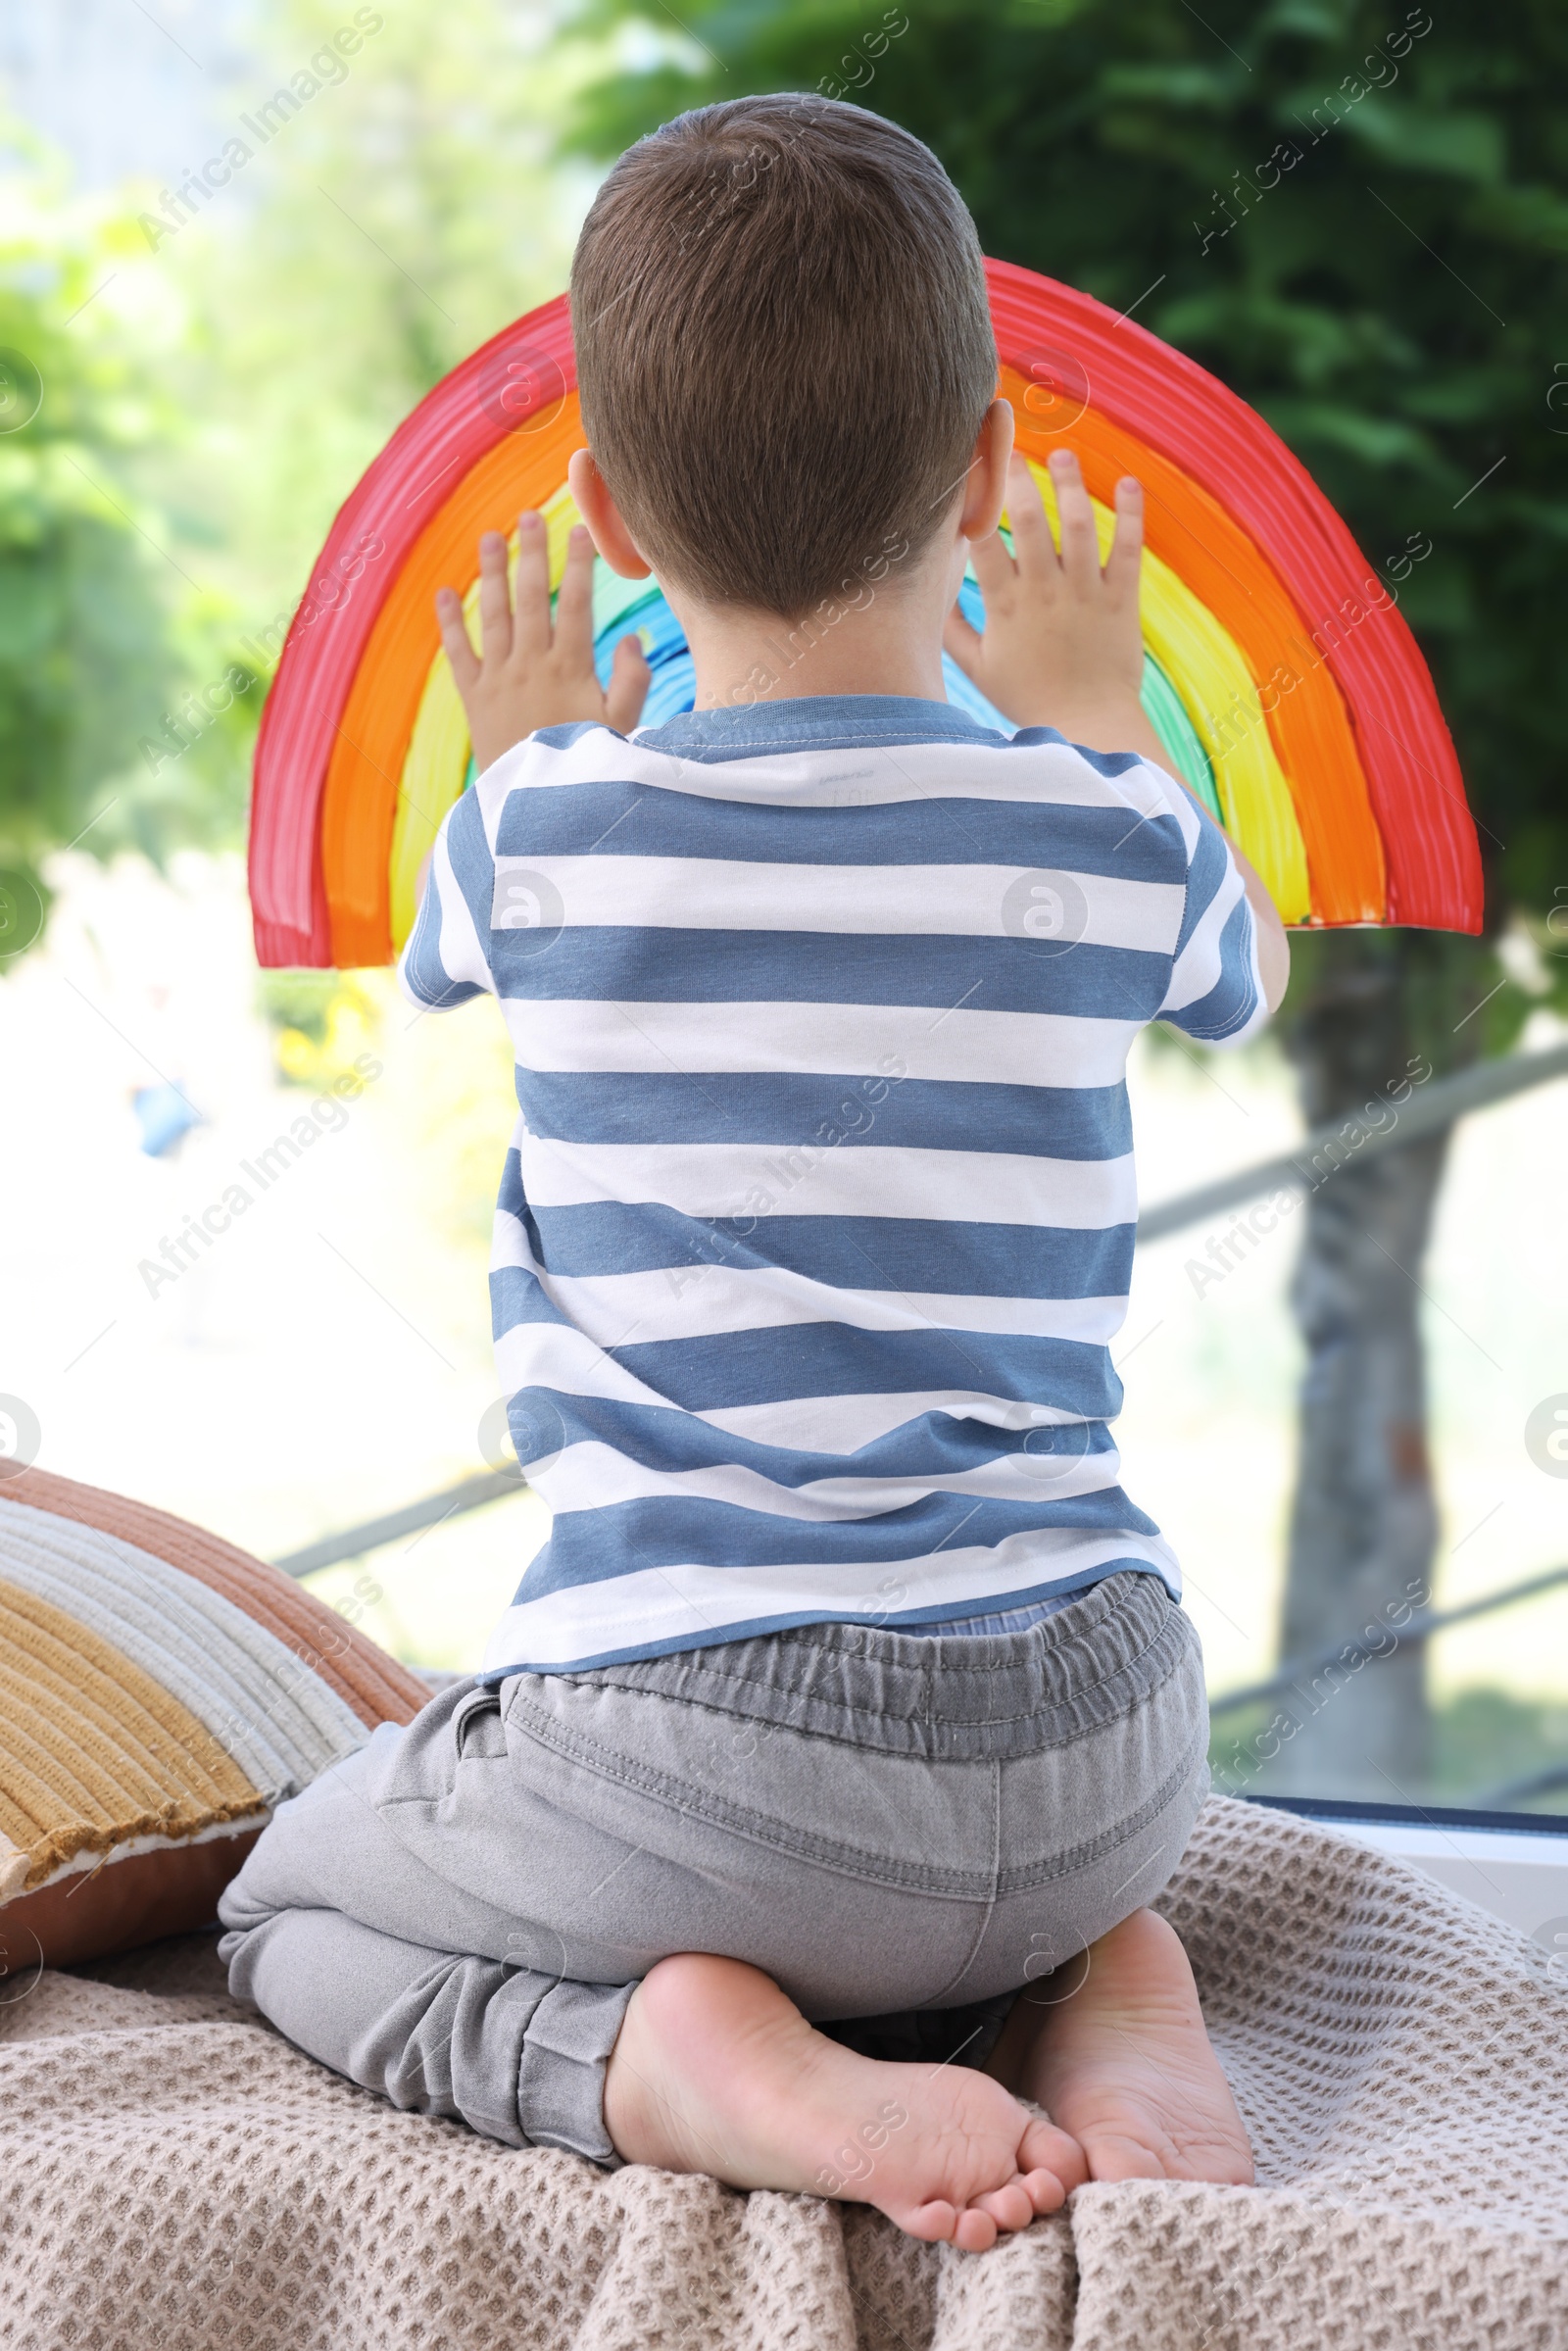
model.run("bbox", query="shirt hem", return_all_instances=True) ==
[474,1557,1178,1679]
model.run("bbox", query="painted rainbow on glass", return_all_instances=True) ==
[247,259,1483,968]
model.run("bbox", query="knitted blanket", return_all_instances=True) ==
[3,1796,1564,2351]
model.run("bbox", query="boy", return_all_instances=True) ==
[220,94,1285,2252]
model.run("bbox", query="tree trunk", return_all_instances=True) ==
[1259,943,1454,1799]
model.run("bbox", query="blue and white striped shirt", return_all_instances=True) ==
[400,695,1266,1675]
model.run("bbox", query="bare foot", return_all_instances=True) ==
[604,1952,1089,2252]
[1004,1908,1252,2185]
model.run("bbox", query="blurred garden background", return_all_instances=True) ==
[2,0,1565,1806]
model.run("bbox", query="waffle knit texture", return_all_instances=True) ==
[4,1794,1564,2351]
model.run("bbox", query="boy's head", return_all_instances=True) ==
[571,96,997,622]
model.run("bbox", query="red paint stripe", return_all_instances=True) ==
[987,261,1481,932]
[250,266,1482,957]
[247,297,575,964]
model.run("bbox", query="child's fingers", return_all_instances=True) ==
[1003,454,1058,583]
[605,631,652,734]
[434,585,481,693]
[554,524,597,659]
[1102,475,1146,612]
[476,530,514,666]
[511,510,553,657]
[1048,449,1101,598]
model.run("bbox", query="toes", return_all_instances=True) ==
[972,2180,1034,2233]
[1021,2165,1068,2215]
[903,2198,961,2244]
[1021,2115,1089,2192]
[904,2198,1006,2254]
[952,2207,1000,2255]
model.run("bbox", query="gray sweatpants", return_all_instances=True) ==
[217,1570,1209,2163]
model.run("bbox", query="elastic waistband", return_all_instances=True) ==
[560,1570,1193,1760]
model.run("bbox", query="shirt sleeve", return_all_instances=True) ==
[1152,771,1271,1050]
[398,782,498,1010]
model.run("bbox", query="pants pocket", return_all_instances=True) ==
[452,1681,508,1760]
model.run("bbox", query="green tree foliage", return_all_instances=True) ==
[0,165,184,934]
[166,0,605,633]
[0,3,608,957]
[569,0,1568,1042]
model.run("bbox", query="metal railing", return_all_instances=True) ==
[1204,1562,1568,1717]
[272,1468,522,1579]
[274,1039,1568,1581]
[1482,1758,1568,1805]
[270,1037,1568,1808]
[1135,1035,1568,1242]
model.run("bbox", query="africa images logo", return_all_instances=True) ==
[1002,869,1090,955]
[1524,1396,1568,1479]
[0,1396,41,1481]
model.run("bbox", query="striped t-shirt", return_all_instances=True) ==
[400,694,1266,1676]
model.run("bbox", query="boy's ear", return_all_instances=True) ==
[958,400,1015,545]
[566,448,653,580]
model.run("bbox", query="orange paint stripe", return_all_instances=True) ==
[324,369,1388,952]
[319,396,586,967]
[1004,370,1386,925]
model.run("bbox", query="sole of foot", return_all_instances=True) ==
[1009,1907,1253,2185]
[604,1951,1090,2252]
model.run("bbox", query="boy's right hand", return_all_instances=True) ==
[945,449,1153,759]
[435,511,651,773]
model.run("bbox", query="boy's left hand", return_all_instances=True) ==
[950,446,1292,1013]
[435,511,651,773]
[945,449,1150,754]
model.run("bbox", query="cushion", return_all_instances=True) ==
[0,1467,428,1967]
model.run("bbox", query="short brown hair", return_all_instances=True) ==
[570,96,997,620]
